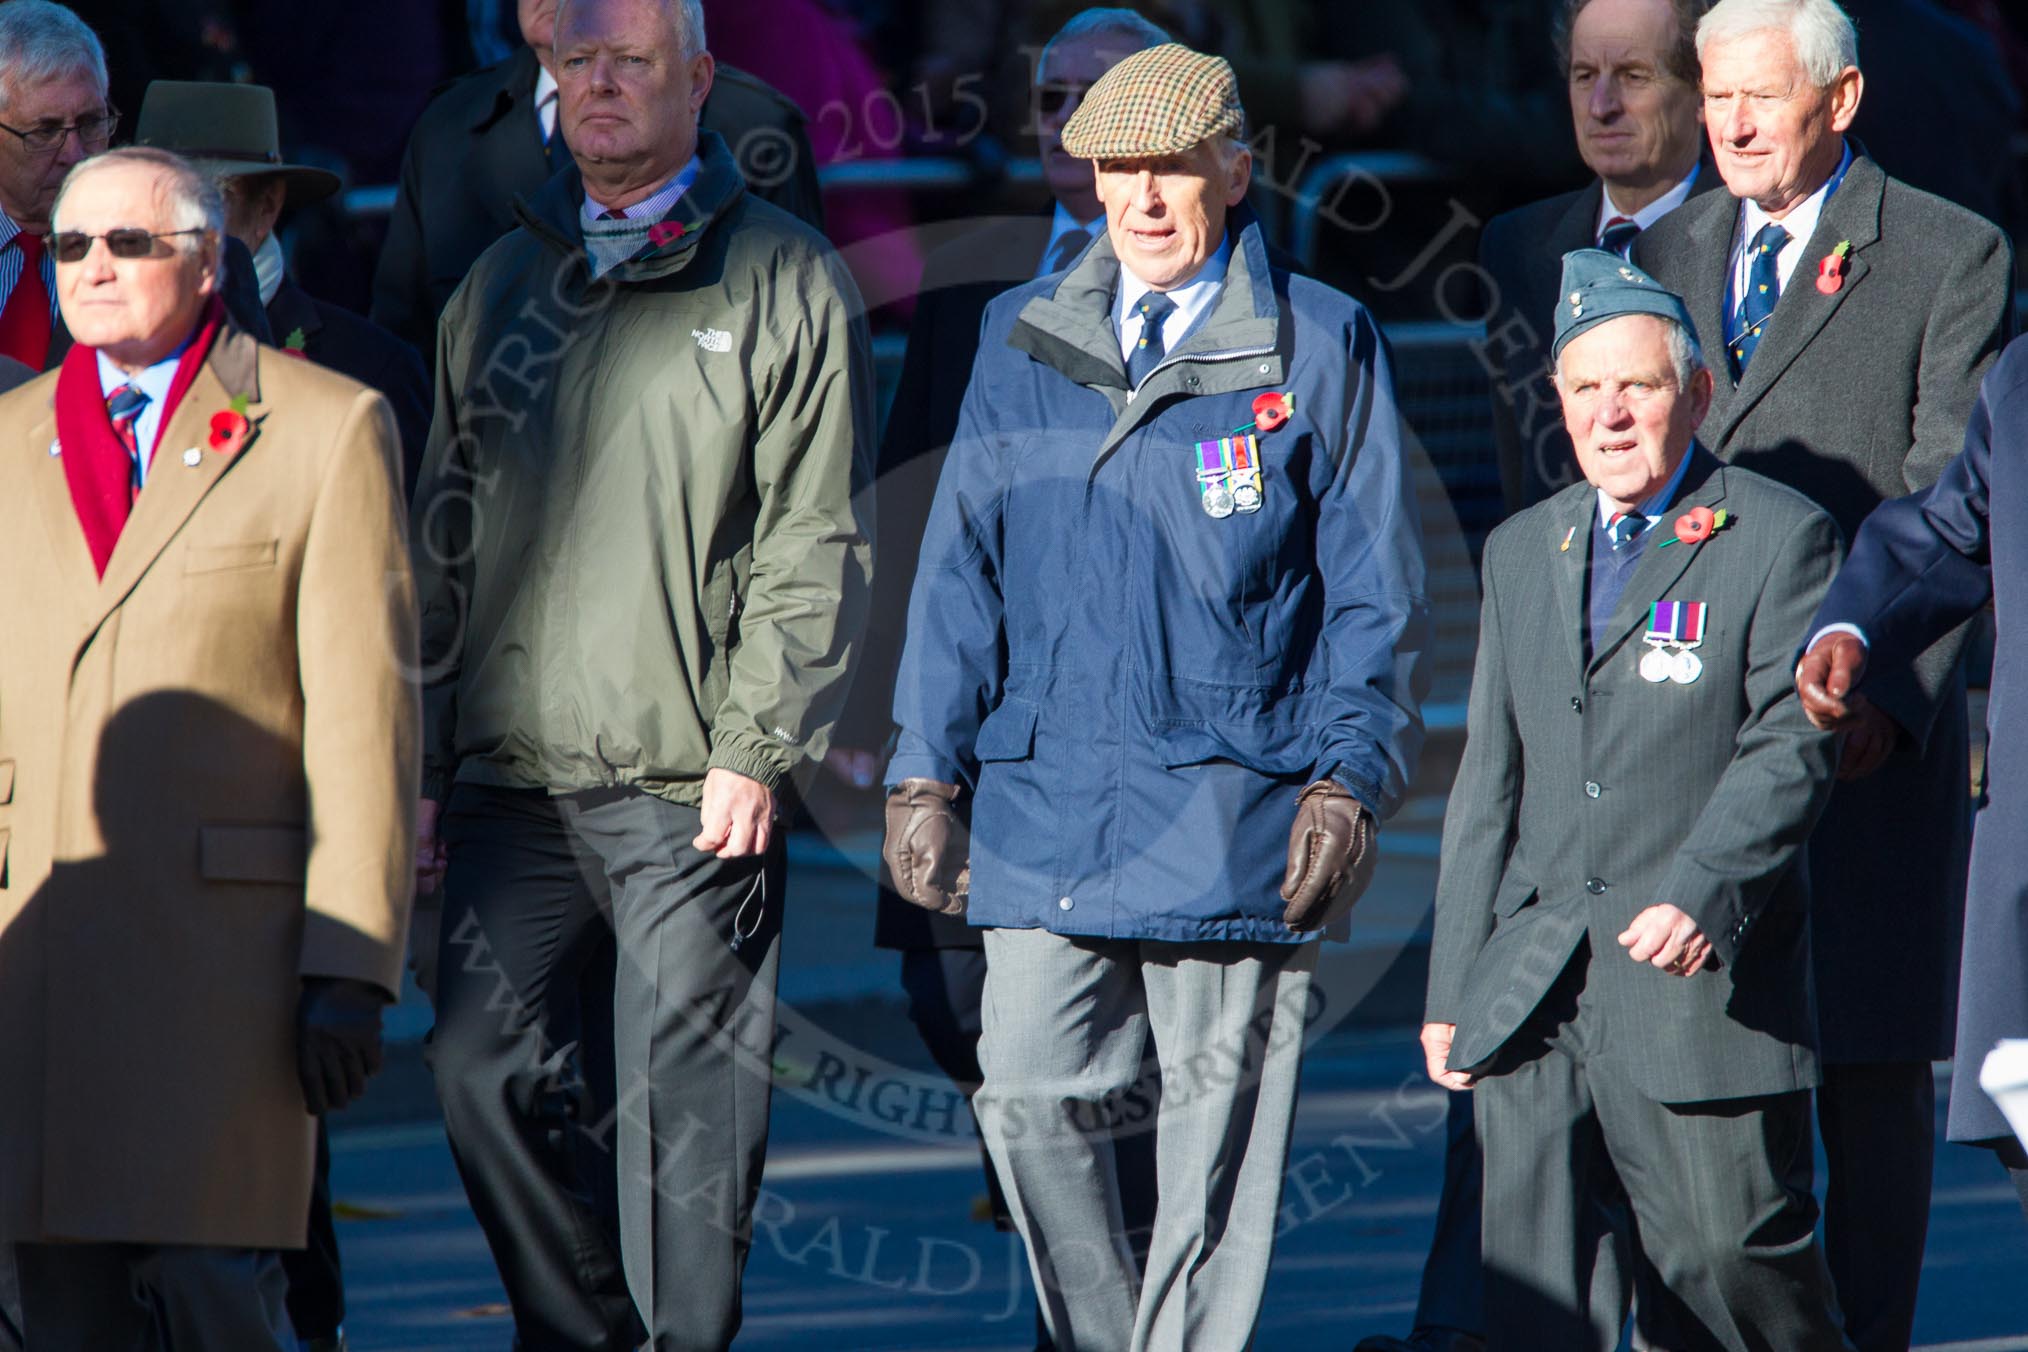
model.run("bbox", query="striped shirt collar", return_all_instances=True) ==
[581,156,701,227]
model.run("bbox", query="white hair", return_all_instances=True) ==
[1040,7,1171,69]
[1697,0,1858,87]
[557,0,706,59]
[1555,315,1707,388]
[53,148,225,256]
[0,0,107,117]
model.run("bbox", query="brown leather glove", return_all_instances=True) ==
[883,778,970,916]
[1280,779,1377,932]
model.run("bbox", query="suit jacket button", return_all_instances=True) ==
[1571,697,1583,713]
[1584,781,1601,799]
[1585,877,1606,895]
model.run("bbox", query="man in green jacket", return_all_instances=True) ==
[408,0,873,1346]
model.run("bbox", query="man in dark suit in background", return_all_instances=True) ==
[1638,1,2013,1345]
[1426,247,1848,1352]
[828,11,1170,1335]
[370,0,822,361]
[1480,0,1720,516]
[139,82,431,497]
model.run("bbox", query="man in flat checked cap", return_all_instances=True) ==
[883,42,1429,1352]
[1424,249,1850,1349]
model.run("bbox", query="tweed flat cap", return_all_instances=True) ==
[1059,43,1244,159]
[1551,248,1697,361]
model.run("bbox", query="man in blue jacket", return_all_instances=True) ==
[882,43,1429,1352]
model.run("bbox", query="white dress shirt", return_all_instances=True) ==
[1596,162,1703,241]
[535,65,559,145]
[1114,232,1233,369]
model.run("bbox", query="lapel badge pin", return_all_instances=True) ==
[1815,240,1852,296]
[1560,524,1576,553]
[47,438,59,457]
[182,447,203,468]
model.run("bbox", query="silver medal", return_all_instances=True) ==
[1202,483,1235,518]
[1670,649,1703,685]
[1639,648,1674,683]
[1232,479,1262,513]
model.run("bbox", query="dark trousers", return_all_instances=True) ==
[281,1117,343,1339]
[1475,946,1847,1352]
[1817,1060,1935,1352]
[431,784,783,1352]
[15,1241,292,1351]
[1415,1081,1670,1344]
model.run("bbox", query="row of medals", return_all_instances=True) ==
[1199,468,1263,518]
[1640,643,1704,685]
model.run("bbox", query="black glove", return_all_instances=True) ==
[882,778,970,916]
[296,977,388,1115]
[1280,780,1378,932]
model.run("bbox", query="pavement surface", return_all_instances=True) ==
[328,806,2028,1351]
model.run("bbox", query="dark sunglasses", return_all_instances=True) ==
[50,227,205,263]
[1037,82,1090,116]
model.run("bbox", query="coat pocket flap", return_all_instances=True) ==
[973,702,1039,762]
[1493,876,1538,917]
[201,824,308,884]
[0,759,12,804]
[185,540,279,574]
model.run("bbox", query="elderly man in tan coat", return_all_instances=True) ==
[0,146,417,1350]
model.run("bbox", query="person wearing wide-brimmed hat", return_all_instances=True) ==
[883,43,1428,1351]
[137,81,429,499]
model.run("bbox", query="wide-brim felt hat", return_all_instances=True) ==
[135,80,341,208]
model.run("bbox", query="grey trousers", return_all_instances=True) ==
[13,1242,291,1351]
[432,784,783,1352]
[1475,945,1849,1352]
[976,927,1317,1352]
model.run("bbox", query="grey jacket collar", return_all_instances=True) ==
[1008,211,1288,471]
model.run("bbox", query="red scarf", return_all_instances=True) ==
[57,297,226,577]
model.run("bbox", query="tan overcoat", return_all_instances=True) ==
[0,320,418,1247]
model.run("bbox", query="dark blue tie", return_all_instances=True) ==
[1598,216,1640,258]
[1609,510,1648,550]
[1126,291,1177,389]
[1731,222,1788,376]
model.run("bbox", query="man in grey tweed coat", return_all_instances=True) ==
[1635,2,2013,1343]
[1425,249,1850,1351]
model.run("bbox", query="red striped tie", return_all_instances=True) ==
[107,382,149,502]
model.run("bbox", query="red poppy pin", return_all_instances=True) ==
[648,221,686,248]
[1815,240,1852,295]
[1251,391,1294,433]
[282,326,309,359]
[1656,505,1733,548]
[208,394,253,455]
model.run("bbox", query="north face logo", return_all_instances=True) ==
[692,328,733,353]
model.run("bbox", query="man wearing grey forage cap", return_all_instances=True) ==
[1424,250,1850,1348]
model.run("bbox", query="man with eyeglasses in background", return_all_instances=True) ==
[0,2,117,373]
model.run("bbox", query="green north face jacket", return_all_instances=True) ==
[413,131,874,804]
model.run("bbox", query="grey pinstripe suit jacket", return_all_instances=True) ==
[1426,449,1842,1104]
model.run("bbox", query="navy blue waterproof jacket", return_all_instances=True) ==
[887,216,1430,944]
